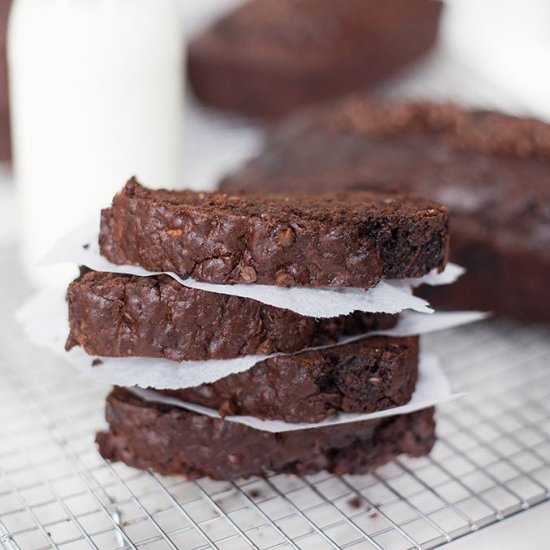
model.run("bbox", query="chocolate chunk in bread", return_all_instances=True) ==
[187,0,441,119]
[96,387,435,480]
[99,178,449,288]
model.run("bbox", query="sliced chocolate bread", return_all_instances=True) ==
[158,335,419,423]
[99,178,449,288]
[66,271,397,362]
[97,387,435,480]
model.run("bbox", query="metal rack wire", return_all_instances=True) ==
[1,244,550,549]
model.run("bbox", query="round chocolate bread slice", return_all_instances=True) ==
[160,335,419,423]
[187,0,441,119]
[99,178,449,288]
[96,387,436,480]
[66,271,397,361]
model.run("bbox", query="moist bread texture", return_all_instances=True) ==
[160,335,418,423]
[187,0,441,119]
[220,100,550,321]
[66,271,397,361]
[97,387,435,480]
[99,178,449,289]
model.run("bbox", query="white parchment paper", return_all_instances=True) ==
[127,354,456,433]
[41,221,465,317]
[16,287,486,390]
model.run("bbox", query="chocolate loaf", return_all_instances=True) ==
[97,387,435,480]
[187,0,441,120]
[66,271,397,362]
[220,100,550,322]
[161,335,418,423]
[99,178,449,289]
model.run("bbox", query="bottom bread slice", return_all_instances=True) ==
[96,387,436,480]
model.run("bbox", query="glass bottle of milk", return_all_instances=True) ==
[8,0,185,286]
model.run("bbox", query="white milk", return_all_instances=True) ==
[442,0,550,120]
[8,0,185,286]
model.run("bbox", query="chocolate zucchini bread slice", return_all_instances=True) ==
[66,270,397,361]
[160,335,418,423]
[220,99,550,322]
[97,387,435,480]
[99,178,449,288]
[187,0,441,119]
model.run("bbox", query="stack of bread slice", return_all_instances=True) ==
[64,179,451,480]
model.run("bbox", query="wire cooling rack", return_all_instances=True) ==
[1,243,550,550]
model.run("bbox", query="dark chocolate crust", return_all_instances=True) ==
[162,335,418,422]
[99,179,449,289]
[96,387,436,480]
[187,0,441,119]
[220,100,550,322]
[66,271,397,361]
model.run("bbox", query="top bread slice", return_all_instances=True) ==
[99,178,449,288]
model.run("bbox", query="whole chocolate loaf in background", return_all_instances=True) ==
[161,335,418,423]
[187,0,441,120]
[97,387,435,480]
[221,100,550,322]
[99,179,449,289]
[66,270,397,362]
